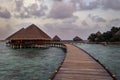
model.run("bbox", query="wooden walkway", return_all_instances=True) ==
[53,44,113,80]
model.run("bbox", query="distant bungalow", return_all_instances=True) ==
[95,31,102,41]
[52,35,61,42]
[115,30,120,35]
[6,24,51,48]
[73,36,83,42]
[96,31,102,36]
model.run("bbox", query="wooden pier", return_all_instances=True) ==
[53,44,114,80]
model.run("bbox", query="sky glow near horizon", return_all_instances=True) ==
[0,0,120,40]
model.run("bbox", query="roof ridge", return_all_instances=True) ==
[6,24,51,40]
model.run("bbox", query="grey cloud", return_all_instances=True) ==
[101,0,120,10]
[44,22,81,39]
[14,0,47,18]
[52,0,63,1]
[88,14,106,22]
[79,0,99,10]
[70,0,120,11]
[26,3,47,17]
[0,24,14,39]
[15,0,24,11]
[70,0,100,10]
[43,22,101,40]
[81,20,89,27]
[110,18,120,23]
[0,9,11,19]
[63,16,78,23]
[48,2,75,19]
[14,0,29,18]
[109,18,120,26]
[14,12,31,18]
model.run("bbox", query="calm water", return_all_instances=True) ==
[0,42,65,80]
[76,43,120,80]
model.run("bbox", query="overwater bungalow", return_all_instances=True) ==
[52,35,61,42]
[115,30,120,35]
[96,31,102,36]
[73,36,83,42]
[6,24,51,48]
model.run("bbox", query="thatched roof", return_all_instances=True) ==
[96,31,101,36]
[115,30,120,35]
[73,36,83,41]
[6,24,51,40]
[6,28,24,40]
[52,35,61,41]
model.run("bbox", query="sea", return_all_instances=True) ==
[0,42,120,80]
[0,42,65,80]
[76,43,120,80]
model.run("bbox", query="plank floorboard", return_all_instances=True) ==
[53,44,113,80]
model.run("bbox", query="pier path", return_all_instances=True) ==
[53,44,114,80]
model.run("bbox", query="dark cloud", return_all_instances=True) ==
[0,9,11,19]
[48,2,75,19]
[88,14,106,22]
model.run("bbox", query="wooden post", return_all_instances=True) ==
[20,44,22,49]
[12,45,15,49]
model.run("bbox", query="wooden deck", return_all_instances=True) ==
[53,44,114,80]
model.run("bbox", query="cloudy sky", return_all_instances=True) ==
[0,0,120,40]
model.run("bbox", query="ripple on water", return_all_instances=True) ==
[0,42,66,80]
[76,44,120,80]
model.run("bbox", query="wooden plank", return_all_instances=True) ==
[53,44,114,80]
[54,73,113,80]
